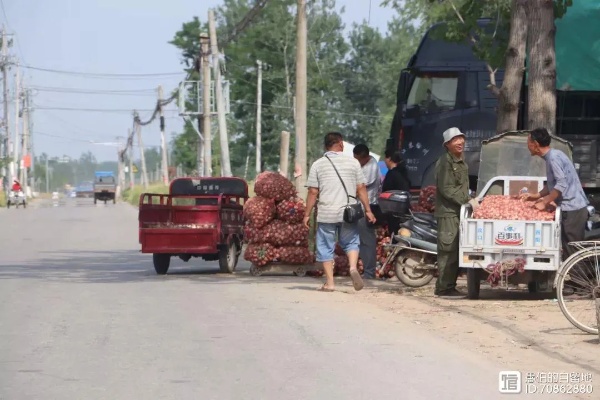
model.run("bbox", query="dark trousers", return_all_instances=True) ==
[435,215,460,293]
[358,217,377,278]
[561,207,589,260]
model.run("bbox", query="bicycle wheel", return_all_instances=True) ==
[556,248,600,334]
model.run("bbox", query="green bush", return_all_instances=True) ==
[0,191,6,207]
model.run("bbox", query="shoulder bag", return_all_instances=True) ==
[325,155,364,224]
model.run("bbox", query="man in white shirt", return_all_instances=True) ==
[304,133,376,292]
[353,144,381,279]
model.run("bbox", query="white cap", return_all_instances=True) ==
[442,127,465,146]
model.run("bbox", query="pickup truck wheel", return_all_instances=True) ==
[219,242,238,273]
[153,254,171,275]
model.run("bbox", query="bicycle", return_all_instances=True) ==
[556,241,600,334]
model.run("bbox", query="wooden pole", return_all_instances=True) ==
[201,33,212,176]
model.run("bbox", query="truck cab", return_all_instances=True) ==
[388,1,600,194]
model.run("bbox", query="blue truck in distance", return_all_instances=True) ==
[93,171,117,204]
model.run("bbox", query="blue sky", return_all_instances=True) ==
[2,0,393,162]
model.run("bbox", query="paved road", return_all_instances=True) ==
[0,198,511,400]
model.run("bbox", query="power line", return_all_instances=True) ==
[31,86,157,97]
[22,65,185,79]
[33,105,180,113]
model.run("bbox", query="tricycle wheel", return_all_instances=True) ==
[153,254,171,275]
[219,242,238,273]
[293,267,306,277]
[94,198,97,205]
[113,198,116,204]
[467,268,481,300]
[249,265,263,276]
[6,201,10,209]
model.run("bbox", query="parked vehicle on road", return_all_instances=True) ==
[93,171,116,204]
[138,177,248,275]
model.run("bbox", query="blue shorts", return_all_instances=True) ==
[315,222,360,262]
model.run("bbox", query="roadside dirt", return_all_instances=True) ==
[326,275,599,396]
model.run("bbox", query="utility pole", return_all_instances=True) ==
[208,9,232,177]
[256,59,263,176]
[20,89,29,195]
[158,85,169,185]
[134,116,149,189]
[201,33,212,176]
[45,157,49,193]
[128,129,134,189]
[13,64,20,184]
[1,27,9,184]
[295,0,308,198]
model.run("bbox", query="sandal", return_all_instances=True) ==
[349,269,364,291]
[318,284,335,292]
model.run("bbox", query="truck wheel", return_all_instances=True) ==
[153,254,170,275]
[113,198,116,204]
[104,199,107,204]
[219,242,238,273]
[94,198,97,204]
[467,268,481,299]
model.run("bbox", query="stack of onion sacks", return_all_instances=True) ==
[243,172,314,267]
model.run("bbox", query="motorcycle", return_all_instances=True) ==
[377,190,437,287]
[7,190,26,209]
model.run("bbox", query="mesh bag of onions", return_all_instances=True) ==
[276,197,306,224]
[243,196,276,229]
[254,171,298,202]
[418,185,436,213]
[259,220,309,247]
[244,243,278,267]
[473,195,554,221]
[278,246,314,264]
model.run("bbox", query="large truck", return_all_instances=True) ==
[387,0,600,196]
[93,171,116,204]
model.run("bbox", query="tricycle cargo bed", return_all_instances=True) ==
[460,175,561,272]
[140,227,219,254]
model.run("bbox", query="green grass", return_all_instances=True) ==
[122,184,168,207]
[0,191,5,207]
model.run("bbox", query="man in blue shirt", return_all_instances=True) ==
[521,128,589,259]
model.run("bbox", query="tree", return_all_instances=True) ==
[526,0,556,132]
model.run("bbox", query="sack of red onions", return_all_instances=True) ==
[473,195,554,221]
[278,246,314,264]
[260,220,309,247]
[244,243,278,266]
[243,196,276,229]
[276,197,306,224]
[254,171,297,202]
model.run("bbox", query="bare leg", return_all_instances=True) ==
[322,260,335,289]
[347,249,359,271]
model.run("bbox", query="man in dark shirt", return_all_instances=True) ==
[521,127,589,259]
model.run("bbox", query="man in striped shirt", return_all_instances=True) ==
[303,132,376,292]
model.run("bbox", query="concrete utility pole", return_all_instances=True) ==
[13,65,20,183]
[158,85,169,185]
[1,27,9,183]
[201,33,212,177]
[134,117,149,189]
[20,89,29,195]
[208,9,232,177]
[279,130,290,178]
[128,128,134,189]
[45,157,49,193]
[256,59,263,176]
[295,0,308,198]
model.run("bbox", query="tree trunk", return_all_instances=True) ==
[494,0,528,134]
[526,0,557,133]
